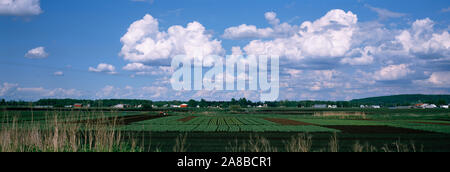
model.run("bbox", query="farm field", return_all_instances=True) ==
[1,108,450,152]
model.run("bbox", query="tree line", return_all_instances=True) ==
[0,95,448,108]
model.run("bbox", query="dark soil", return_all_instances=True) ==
[264,118,315,126]
[178,116,198,122]
[410,121,450,126]
[75,115,168,125]
[233,111,314,115]
[119,131,450,152]
[324,125,436,134]
[436,119,450,122]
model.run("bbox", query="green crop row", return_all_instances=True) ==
[120,124,339,133]
[177,116,270,125]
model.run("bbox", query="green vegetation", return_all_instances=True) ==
[0,112,144,152]
[2,94,448,109]
[1,107,450,152]
[351,94,450,106]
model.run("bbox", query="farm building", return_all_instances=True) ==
[441,105,449,109]
[371,105,381,109]
[74,104,83,108]
[425,104,437,109]
[328,105,337,108]
[414,103,427,109]
[170,104,188,108]
[112,104,130,109]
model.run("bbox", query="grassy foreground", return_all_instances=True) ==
[1,109,449,152]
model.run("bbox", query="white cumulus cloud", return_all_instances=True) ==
[120,14,224,64]
[16,87,81,99]
[0,0,42,16]
[0,82,81,100]
[243,9,358,60]
[340,46,375,65]
[223,24,274,39]
[122,63,152,71]
[88,63,117,74]
[223,11,298,40]
[426,72,450,86]
[396,18,450,59]
[414,71,450,88]
[25,46,48,59]
[123,63,173,76]
[0,82,18,96]
[374,64,414,81]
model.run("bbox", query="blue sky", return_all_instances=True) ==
[0,0,449,101]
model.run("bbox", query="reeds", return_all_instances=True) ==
[0,111,425,152]
[226,135,277,152]
[284,133,313,152]
[328,132,339,152]
[314,111,367,119]
[0,111,142,152]
[227,133,424,152]
[173,133,189,152]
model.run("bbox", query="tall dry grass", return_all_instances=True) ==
[328,132,339,152]
[227,133,423,152]
[380,140,424,152]
[352,141,378,152]
[227,135,278,152]
[284,133,313,152]
[314,111,367,119]
[173,133,189,152]
[0,111,425,152]
[0,111,142,152]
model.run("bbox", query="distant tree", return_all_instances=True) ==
[231,98,237,105]
[342,101,350,108]
[0,99,5,105]
[238,98,248,107]
[188,99,198,107]
[142,102,153,110]
[438,99,447,106]
[200,99,207,108]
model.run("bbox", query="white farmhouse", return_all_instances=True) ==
[371,105,381,109]
[112,104,127,109]
[425,104,437,109]
[328,105,337,109]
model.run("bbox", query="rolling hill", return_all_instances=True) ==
[351,94,450,106]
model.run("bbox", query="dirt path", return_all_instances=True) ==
[264,118,315,126]
[178,116,198,122]
[324,125,435,134]
[410,121,450,126]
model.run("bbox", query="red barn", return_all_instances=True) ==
[74,104,82,108]
[180,104,188,108]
